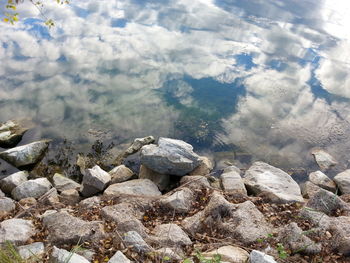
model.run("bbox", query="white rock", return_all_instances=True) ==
[250,250,277,263]
[50,246,90,263]
[53,173,80,192]
[0,218,36,245]
[11,178,52,200]
[244,162,303,203]
[104,179,161,197]
[108,251,131,263]
[202,246,249,263]
[17,242,45,260]
[309,171,336,192]
[0,171,29,194]
[311,149,337,170]
[334,169,350,194]
[80,165,111,197]
[221,166,247,194]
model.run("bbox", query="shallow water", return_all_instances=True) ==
[1,0,350,171]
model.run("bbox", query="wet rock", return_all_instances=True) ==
[17,242,45,260]
[109,165,134,184]
[104,179,161,197]
[114,136,155,165]
[202,246,249,263]
[122,231,154,254]
[59,189,81,205]
[300,181,322,199]
[139,165,170,191]
[0,197,16,216]
[108,251,131,263]
[305,188,350,216]
[189,156,214,176]
[0,140,50,167]
[330,216,350,255]
[250,250,277,263]
[52,173,80,192]
[279,222,321,254]
[50,246,90,263]
[311,149,338,170]
[220,166,247,195]
[243,162,303,203]
[42,211,105,245]
[80,165,111,197]
[160,187,195,213]
[180,175,211,189]
[334,169,350,194]
[140,137,201,176]
[0,218,36,245]
[11,178,52,201]
[152,223,192,247]
[309,171,336,192]
[0,120,28,148]
[0,171,28,194]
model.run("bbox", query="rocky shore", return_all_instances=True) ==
[0,120,350,262]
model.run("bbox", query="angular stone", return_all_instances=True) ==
[79,196,101,209]
[250,250,277,263]
[181,210,204,236]
[42,211,105,245]
[180,175,211,189]
[220,166,247,194]
[152,223,192,247]
[300,181,322,199]
[52,173,80,192]
[160,187,195,213]
[11,178,52,200]
[0,197,16,216]
[109,165,134,184]
[139,165,170,191]
[50,246,90,263]
[334,170,350,195]
[17,242,45,260]
[330,216,350,255]
[0,171,28,194]
[104,179,161,197]
[243,162,303,203]
[309,171,336,192]
[0,140,50,167]
[155,247,183,261]
[0,218,36,245]
[202,246,249,263]
[189,156,214,176]
[108,251,131,263]
[279,222,321,254]
[123,231,154,254]
[140,137,201,176]
[311,149,338,170]
[305,188,350,216]
[80,165,111,197]
[59,189,81,205]
[0,120,28,148]
[40,188,60,205]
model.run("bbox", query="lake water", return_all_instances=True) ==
[1,0,350,171]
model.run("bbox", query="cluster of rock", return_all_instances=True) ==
[0,126,350,262]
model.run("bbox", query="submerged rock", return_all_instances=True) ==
[0,140,50,167]
[0,171,28,194]
[0,120,28,148]
[104,179,161,197]
[0,218,36,245]
[334,169,350,194]
[311,149,338,170]
[140,137,201,176]
[11,178,52,200]
[243,162,303,203]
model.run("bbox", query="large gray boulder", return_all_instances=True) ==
[11,178,52,200]
[311,149,337,170]
[50,246,90,263]
[104,179,161,197]
[80,165,111,197]
[0,120,28,148]
[309,171,336,192]
[243,162,303,203]
[0,171,28,194]
[0,140,50,167]
[0,218,36,245]
[52,173,80,192]
[220,166,247,194]
[140,137,201,176]
[334,170,350,194]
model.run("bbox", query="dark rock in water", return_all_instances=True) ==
[0,140,50,167]
[140,137,201,176]
[0,120,28,148]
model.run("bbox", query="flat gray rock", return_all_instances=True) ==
[52,173,80,192]
[250,250,277,263]
[11,178,52,200]
[104,179,161,197]
[243,162,303,203]
[334,169,350,194]
[220,166,247,194]
[109,165,134,184]
[311,149,338,170]
[17,242,45,260]
[81,165,111,197]
[0,120,28,148]
[108,251,131,263]
[0,140,50,167]
[0,218,36,245]
[140,137,201,176]
[309,171,336,192]
[0,171,28,194]
[0,197,16,215]
[50,246,90,263]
